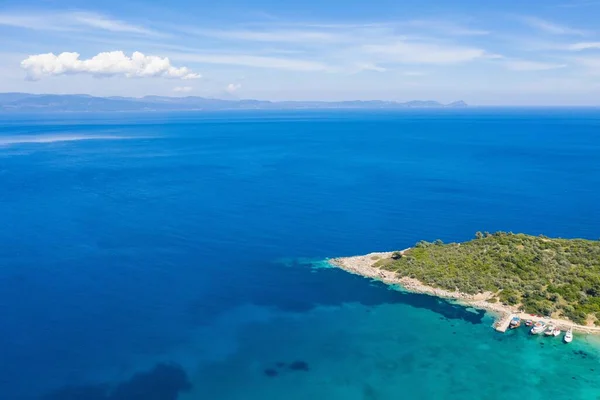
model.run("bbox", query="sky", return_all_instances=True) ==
[1,0,600,105]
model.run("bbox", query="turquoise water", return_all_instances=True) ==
[1,109,599,399]
[185,301,600,400]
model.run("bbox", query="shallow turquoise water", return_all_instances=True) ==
[0,109,599,399]
[185,288,600,400]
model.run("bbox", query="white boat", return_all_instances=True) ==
[551,328,561,337]
[544,325,555,336]
[531,321,546,335]
[564,328,573,343]
[509,317,521,329]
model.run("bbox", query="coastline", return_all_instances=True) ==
[328,250,600,335]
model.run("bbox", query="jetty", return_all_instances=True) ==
[495,313,516,333]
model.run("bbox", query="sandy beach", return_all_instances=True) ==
[329,250,600,335]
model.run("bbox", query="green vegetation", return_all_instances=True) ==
[376,232,600,325]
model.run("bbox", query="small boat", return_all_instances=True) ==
[544,325,555,336]
[564,328,573,343]
[551,327,561,337]
[525,319,533,327]
[531,321,546,334]
[509,316,521,329]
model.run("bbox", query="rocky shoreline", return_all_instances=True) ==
[328,250,600,335]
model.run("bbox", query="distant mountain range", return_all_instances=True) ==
[0,93,468,112]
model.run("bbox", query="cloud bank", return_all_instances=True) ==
[173,86,193,92]
[0,11,162,36]
[520,16,588,36]
[21,51,200,80]
[568,42,600,50]
[226,83,241,93]
[363,41,487,64]
[504,60,567,71]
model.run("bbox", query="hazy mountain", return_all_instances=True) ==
[0,93,468,112]
[446,100,468,108]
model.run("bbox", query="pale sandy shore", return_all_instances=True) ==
[329,250,600,335]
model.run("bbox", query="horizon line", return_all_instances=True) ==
[2,92,600,107]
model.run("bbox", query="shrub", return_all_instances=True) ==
[380,232,600,323]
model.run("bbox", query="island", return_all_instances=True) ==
[0,93,468,112]
[329,232,600,334]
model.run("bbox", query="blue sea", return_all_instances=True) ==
[1,109,600,400]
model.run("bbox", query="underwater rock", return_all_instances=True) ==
[42,363,191,400]
[289,361,309,372]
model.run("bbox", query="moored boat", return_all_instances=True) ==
[564,328,573,343]
[525,319,533,327]
[551,327,561,337]
[544,325,555,336]
[509,316,521,329]
[531,321,546,334]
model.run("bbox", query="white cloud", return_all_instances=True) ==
[363,41,487,64]
[567,42,600,50]
[69,12,160,36]
[483,53,505,60]
[173,86,193,93]
[354,63,387,72]
[21,51,201,80]
[188,28,342,43]
[574,56,600,72]
[170,53,332,71]
[520,16,588,36]
[226,83,242,93]
[0,11,161,36]
[404,20,490,36]
[0,14,57,30]
[178,20,489,53]
[504,60,567,71]
[403,71,427,76]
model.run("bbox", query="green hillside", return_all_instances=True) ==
[377,232,600,324]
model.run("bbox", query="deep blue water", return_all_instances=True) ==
[1,109,599,399]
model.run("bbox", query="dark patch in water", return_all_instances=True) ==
[42,385,109,400]
[574,350,589,359]
[289,361,309,371]
[186,260,487,327]
[362,383,379,400]
[398,353,416,369]
[264,368,278,377]
[41,363,191,400]
[275,362,286,368]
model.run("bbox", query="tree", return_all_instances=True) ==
[382,232,600,323]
